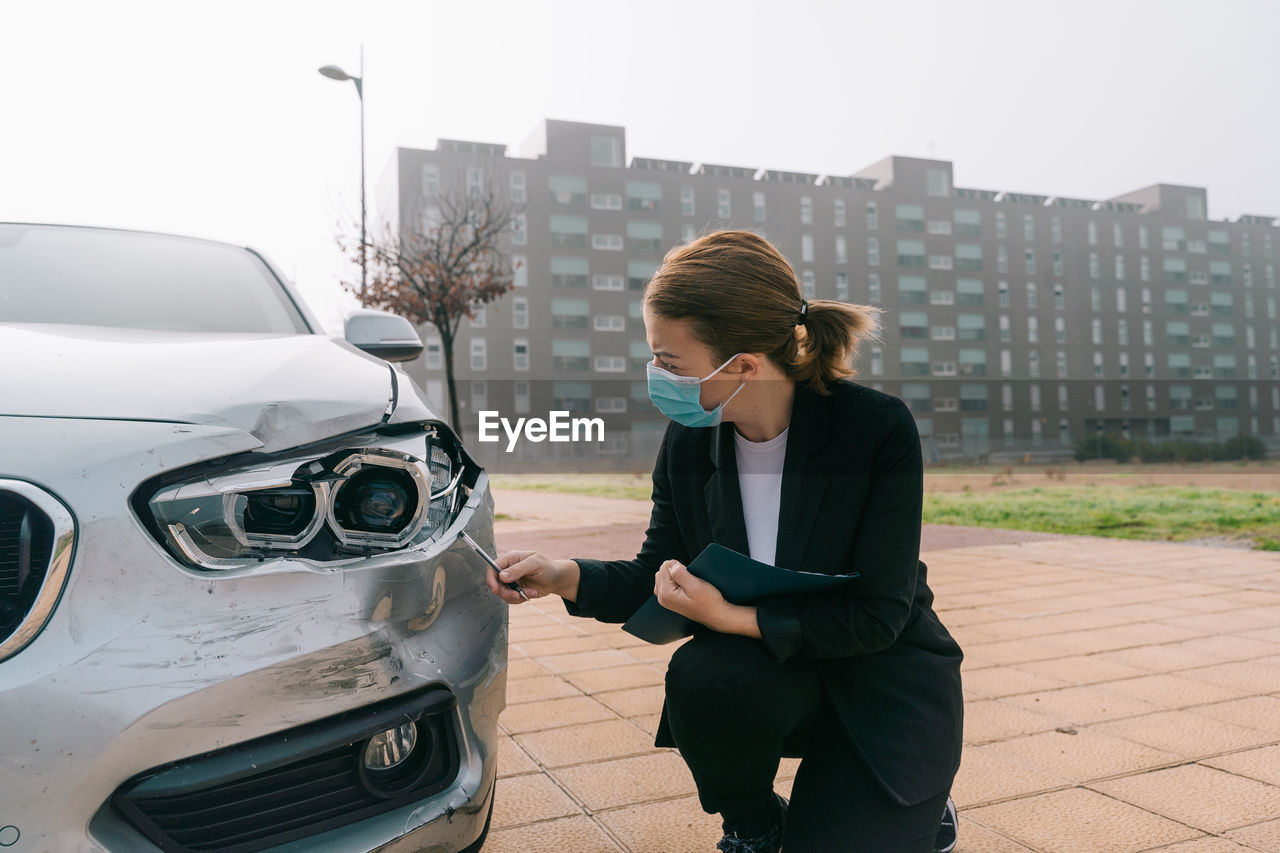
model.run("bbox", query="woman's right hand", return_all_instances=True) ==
[486,550,581,605]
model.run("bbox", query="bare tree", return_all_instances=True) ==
[339,171,521,429]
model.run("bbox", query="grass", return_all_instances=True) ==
[489,473,654,501]
[923,485,1280,548]
[489,472,1280,549]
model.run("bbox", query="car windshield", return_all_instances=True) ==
[0,224,310,333]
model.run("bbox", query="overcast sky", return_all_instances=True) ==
[3,0,1277,333]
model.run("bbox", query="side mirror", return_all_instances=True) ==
[344,310,424,363]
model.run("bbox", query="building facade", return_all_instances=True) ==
[380,119,1280,470]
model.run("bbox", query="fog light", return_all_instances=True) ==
[363,721,417,770]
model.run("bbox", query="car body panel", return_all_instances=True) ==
[0,415,506,851]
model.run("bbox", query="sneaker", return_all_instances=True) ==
[932,795,957,853]
[716,793,787,853]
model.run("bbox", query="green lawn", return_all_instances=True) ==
[923,485,1280,550]
[490,474,1280,550]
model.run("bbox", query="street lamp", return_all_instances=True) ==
[319,47,366,299]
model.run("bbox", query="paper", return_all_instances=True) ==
[621,543,860,645]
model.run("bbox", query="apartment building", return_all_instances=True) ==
[379,119,1280,470]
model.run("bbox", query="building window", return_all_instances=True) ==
[1055,316,1067,344]
[1051,216,1062,243]
[926,168,950,197]
[1113,222,1124,247]
[896,204,924,232]
[1117,319,1128,346]
[1053,283,1065,310]
[870,346,883,376]
[426,339,442,370]
[681,185,695,216]
[836,272,849,301]
[1026,282,1038,309]
[1088,221,1098,246]
[421,163,440,197]
[1115,255,1125,280]
[802,233,815,263]
[594,356,626,372]
[513,339,529,371]
[509,170,526,203]
[1140,256,1150,281]
[996,211,1007,239]
[512,254,528,287]
[512,297,528,329]
[592,233,624,251]
[997,245,1008,274]
[998,281,1010,308]
[1092,318,1103,345]
[801,270,816,299]
[999,314,1011,342]
[470,338,487,371]
[1091,286,1102,312]
[867,237,880,266]
[591,192,622,210]
[681,223,697,245]
[1025,249,1036,275]
[592,273,624,292]
[1139,225,1149,250]
[594,315,626,332]
[867,273,880,302]
[1089,252,1100,279]
[1023,215,1035,241]
[1116,287,1127,313]
[466,167,484,199]
[866,202,878,230]
[753,191,767,222]
[511,214,527,245]
[1053,251,1064,277]
[835,235,848,264]
[1057,351,1068,378]
[800,195,813,225]
[717,189,732,219]
[552,297,590,328]
[470,306,486,328]
[833,198,846,227]
[590,135,622,167]
[1093,352,1104,378]
[1027,316,1039,343]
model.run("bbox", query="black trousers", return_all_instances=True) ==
[664,631,952,853]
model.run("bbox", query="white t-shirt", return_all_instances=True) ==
[733,425,789,565]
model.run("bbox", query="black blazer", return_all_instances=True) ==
[565,378,964,807]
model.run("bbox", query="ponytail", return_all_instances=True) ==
[643,230,883,395]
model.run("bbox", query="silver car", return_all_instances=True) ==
[0,223,505,852]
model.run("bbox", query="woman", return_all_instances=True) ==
[487,230,964,852]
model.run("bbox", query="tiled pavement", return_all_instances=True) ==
[483,527,1280,852]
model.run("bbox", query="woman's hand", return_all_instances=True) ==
[655,559,762,638]
[487,550,580,605]
[653,559,722,628]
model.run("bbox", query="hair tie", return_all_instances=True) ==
[797,299,809,326]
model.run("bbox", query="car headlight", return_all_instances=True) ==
[143,426,472,571]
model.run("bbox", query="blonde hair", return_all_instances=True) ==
[642,229,883,395]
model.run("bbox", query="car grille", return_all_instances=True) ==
[112,685,460,853]
[0,487,60,656]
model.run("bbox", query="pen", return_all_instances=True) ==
[457,530,530,601]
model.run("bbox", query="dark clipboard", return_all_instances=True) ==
[621,542,860,645]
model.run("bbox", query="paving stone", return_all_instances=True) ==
[596,794,723,853]
[1202,744,1280,787]
[964,699,1069,744]
[982,727,1178,783]
[1091,764,1280,834]
[515,718,657,768]
[505,658,551,680]
[537,648,639,674]
[1178,660,1280,694]
[514,635,609,658]
[1093,709,1276,759]
[1012,654,1151,686]
[953,816,1039,851]
[951,744,1074,808]
[1186,696,1280,737]
[595,684,667,718]
[552,751,699,811]
[563,663,666,694]
[500,695,618,734]
[492,772,582,829]
[1003,683,1166,725]
[1101,673,1250,709]
[964,787,1202,852]
[506,674,584,705]
[964,666,1073,698]
[1147,836,1263,851]
[497,734,540,777]
[482,815,624,852]
[1225,817,1280,850]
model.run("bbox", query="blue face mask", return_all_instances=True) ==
[646,352,747,428]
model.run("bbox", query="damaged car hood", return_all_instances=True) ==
[1,323,404,451]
